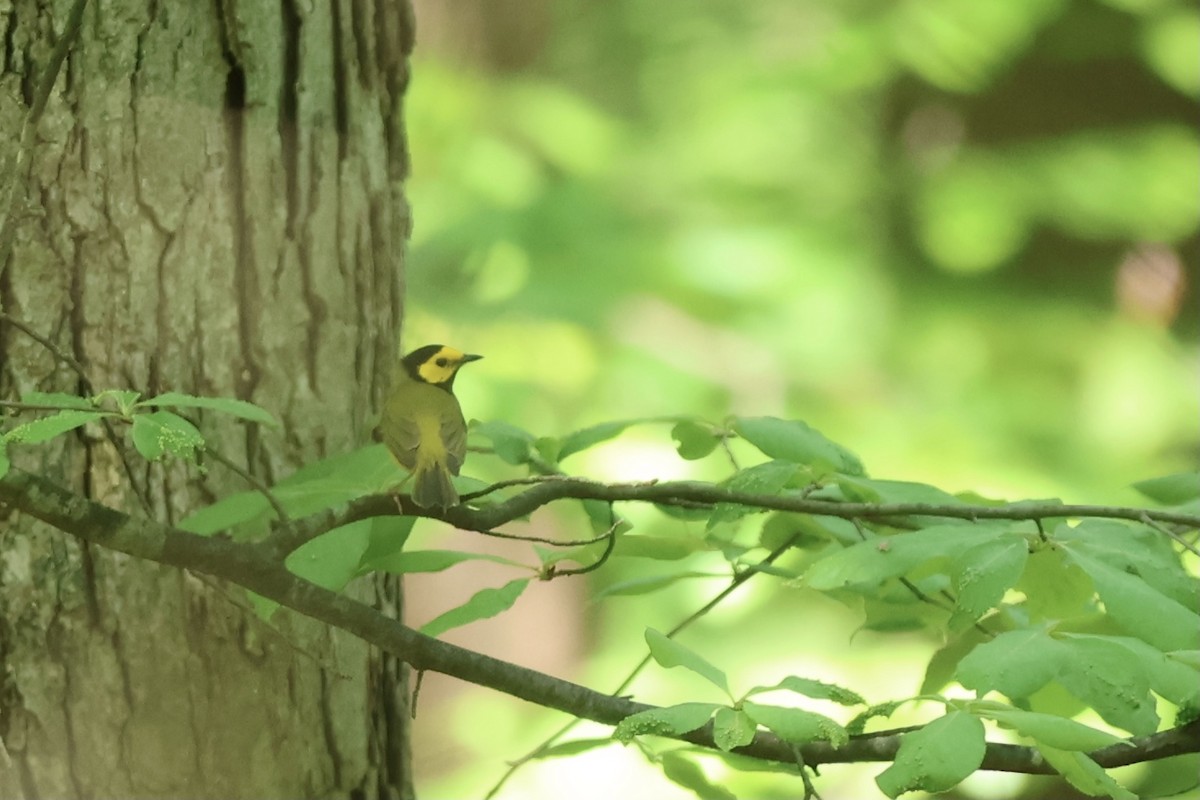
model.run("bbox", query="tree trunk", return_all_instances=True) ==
[0,2,415,797]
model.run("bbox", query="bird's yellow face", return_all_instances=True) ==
[403,344,483,387]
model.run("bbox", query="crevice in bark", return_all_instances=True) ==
[319,669,344,787]
[279,0,301,237]
[330,0,348,157]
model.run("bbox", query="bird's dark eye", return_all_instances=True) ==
[436,357,449,367]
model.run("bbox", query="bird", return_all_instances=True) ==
[379,344,482,510]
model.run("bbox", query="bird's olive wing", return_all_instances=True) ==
[441,405,469,475]
[381,411,421,470]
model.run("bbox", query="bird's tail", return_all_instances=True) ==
[411,461,459,510]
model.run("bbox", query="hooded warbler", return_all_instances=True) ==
[380,344,482,510]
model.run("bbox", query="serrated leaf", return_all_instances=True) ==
[1057,635,1159,736]
[2,409,108,445]
[558,418,657,461]
[140,391,279,427]
[949,535,1028,632]
[19,391,95,409]
[712,707,757,751]
[420,578,530,638]
[741,702,848,747]
[471,420,536,465]
[1037,746,1138,800]
[1132,472,1200,505]
[732,416,865,476]
[130,411,205,461]
[744,676,865,706]
[285,520,371,593]
[368,549,530,575]
[957,628,1068,699]
[613,703,721,742]
[672,420,721,460]
[660,751,737,800]
[646,628,730,696]
[178,491,273,536]
[978,706,1124,751]
[1065,548,1200,652]
[875,711,985,798]
[846,701,905,737]
[804,523,1004,591]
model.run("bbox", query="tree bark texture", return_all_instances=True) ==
[0,1,415,797]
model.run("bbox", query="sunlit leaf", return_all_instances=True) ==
[285,520,371,593]
[645,628,730,696]
[1132,471,1200,505]
[672,420,722,460]
[741,702,848,747]
[875,711,985,798]
[131,411,205,461]
[957,628,1068,699]
[140,391,279,427]
[949,535,1028,632]
[744,676,865,706]
[2,409,108,445]
[1036,746,1137,800]
[712,707,757,751]
[732,416,865,476]
[1056,635,1159,736]
[420,578,531,637]
[613,703,721,743]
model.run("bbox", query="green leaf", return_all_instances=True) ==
[804,523,1004,591]
[708,461,799,528]
[949,535,1029,632]
[265,446,406,519]
[1132,471,1200,505]
[284,520,371,593]
[1018,544,1094,620]
[672,420,722,460]
[557,418,658,460]
[1057,635,1159,736]
[957,628,1068,699]
[2,409,108,444]
[612,535,703,560]
[875,711,986,798]
[130,411,205,461]
[1060,520,1198,609]
[835,477,965,506]
[1065,548,1200,652]
[712,707,757,751]
[472,420,536,465]
[140,391,279,427]
[744,676,865,706]
[533,738,616,759]
[1096,637,1200,709]
[1037,746,1138,800]
[358,515,417,568]
[645,628,730,696]
[368,549,530,575]
[93,389,142,414]
[19,391,95,409]
[977,705,1124,751]
[846,701,905,737]
[178,491,272,536]
[613,703,721,742]
[659,751,737,800]
[593,572,721,600]
[420,578,531,638]
[741,702,848,747]
[732,416,865,476]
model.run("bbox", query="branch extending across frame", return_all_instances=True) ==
[267,475,1200,557]
[3,465,1197,779]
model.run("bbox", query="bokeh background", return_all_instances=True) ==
[397,1,1199,797]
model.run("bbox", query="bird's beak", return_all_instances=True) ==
[460,354,483,364]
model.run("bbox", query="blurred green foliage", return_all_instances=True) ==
[401,0,1199,796]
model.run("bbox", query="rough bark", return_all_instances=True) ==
[0,1,414,797]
